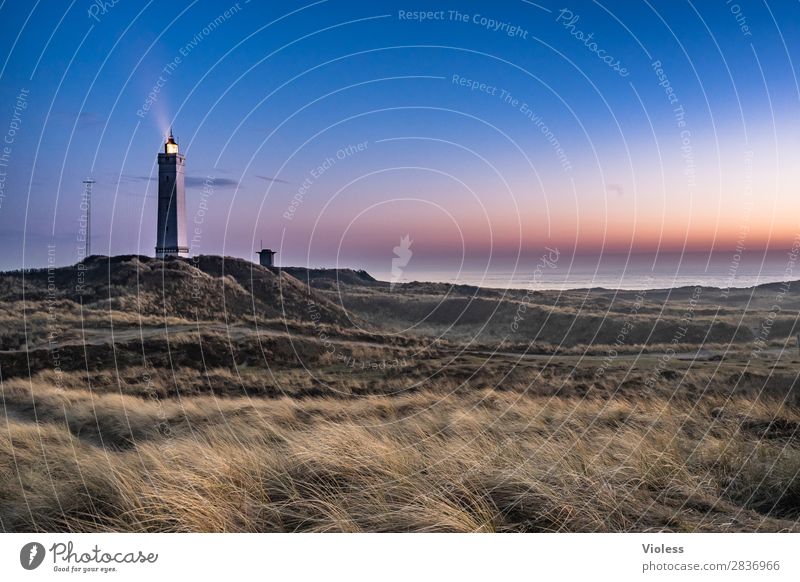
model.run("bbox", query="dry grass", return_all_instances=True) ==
[2,257,799,533]
[2,382,798,532]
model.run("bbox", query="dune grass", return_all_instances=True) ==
[2,257,798,532]
[2,382,797,533]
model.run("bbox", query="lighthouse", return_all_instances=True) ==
[155,130,188,258]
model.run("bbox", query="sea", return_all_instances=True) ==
[358,250,798,291]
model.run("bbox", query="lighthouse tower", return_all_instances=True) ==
[155,130,188,258]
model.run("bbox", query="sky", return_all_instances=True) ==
[0,0,799,273]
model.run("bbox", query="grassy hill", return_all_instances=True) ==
[1,256,798,532]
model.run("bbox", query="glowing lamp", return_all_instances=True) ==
[165,130,178,154]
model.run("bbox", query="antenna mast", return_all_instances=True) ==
[82,179,95,258]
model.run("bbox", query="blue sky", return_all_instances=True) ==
[1,0,799,271]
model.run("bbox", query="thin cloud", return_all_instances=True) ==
[117,175,240,188]
[118,175,154,183]
[76,111,104,129]
[185,176,240,188]
[256,175,290,184]
[606,183,625,198]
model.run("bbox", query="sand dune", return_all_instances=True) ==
[1,256,798,532]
